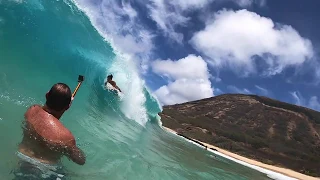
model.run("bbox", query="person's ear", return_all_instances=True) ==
[65,103,71,111]
[65,97,74,111]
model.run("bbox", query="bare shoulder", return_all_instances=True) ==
[24,105,42,118]
[24,105,75,144]
[27,104,42,110]
[61,130,76,146]
[57,124,75,140]
[45,117,75,144]
[110,81,116,86]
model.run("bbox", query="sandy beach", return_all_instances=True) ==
[163,126,320,180]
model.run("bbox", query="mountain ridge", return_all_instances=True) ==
[160,94,320,177]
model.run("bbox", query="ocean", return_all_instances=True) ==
[0,0,292,179]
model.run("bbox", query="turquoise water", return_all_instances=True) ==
[0,0,275,179]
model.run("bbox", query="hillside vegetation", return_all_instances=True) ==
[160,94,320,176]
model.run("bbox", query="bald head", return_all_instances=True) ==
[46,83,72,111]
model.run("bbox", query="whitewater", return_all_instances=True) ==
[0,0,295,179]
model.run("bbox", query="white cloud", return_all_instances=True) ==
[215,88,224,95]
[147,0,266,43]
[255,85,269,95]
[147,1,185,43]
[235,0,253,7]
[290,91,306,106]
[211,76,222,82]
[309,96,320,110]
[152,55,210,80]
[147,0,214,43]
[290,91,320,111]
[152,55,213,105]
[191,9,314,77]
[154,79,213,105]
[257,0,267,7]
[226,85,270,96]
[227,85,252,94]
[231,0,266,7]
[171,0,213,10]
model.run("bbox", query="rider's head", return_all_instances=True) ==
[107,74,113,81]
[45,83,72,112]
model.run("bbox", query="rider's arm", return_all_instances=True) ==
[112,82,122,92]
[116,86,122,92]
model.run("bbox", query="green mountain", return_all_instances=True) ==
[160,94,320,177]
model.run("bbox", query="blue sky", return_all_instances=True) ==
[76,0,320,110]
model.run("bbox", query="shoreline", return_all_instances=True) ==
[162,126,320,180]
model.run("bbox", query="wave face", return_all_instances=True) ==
[0,1,276,179]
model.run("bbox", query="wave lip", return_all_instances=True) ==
[70,0,162,126]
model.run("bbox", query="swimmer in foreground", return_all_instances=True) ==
[105,74,122,92]
[14,83,85,179]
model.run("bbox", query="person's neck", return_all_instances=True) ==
[42,105,64,119]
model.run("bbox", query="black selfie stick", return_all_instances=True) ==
[72,75,84,98]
